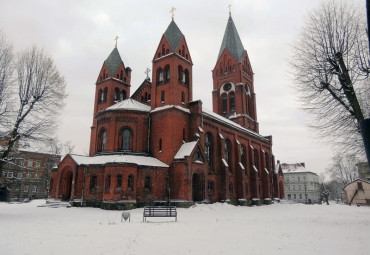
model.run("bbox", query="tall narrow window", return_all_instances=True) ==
[114,87,120,101]
[205,133,213,168]
[161,91,165,103]
[178,65,183,82]
[120,70,123,80]
[184,69,189,85]
[159,138,162,152]
[181,92,185,103]
[121,128,132,151]
[121,90,126,100]
[157,68,163,83]
[222,93,227,114]
[117,174,122,188]
[224,139,232,167]
[144,176,151,190]
[230,92,235,112]
[164,65,170,82]
[103,87,108,102]
[254,149,260,177]
[99,129,107,152]
[241,145,247,174]
[105,175,111,193]
[128,174,134,189]
[99,89,103,103]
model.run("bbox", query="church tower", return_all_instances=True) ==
[89,45,132,156]
[151,19,193,109]
[212,14,258,133]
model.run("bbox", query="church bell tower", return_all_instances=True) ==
[212,14,258,133]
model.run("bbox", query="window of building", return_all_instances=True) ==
[7,172,13,178]
[241,145,247,175]
[103,87,108,102]
[17,172,22,179]
[293,194,296,199]
[224,139,232,167]
[105,175,111,193]
[298,185,301,191]
[144,176,151,190]
[253,149,259,175]
[121,90,127,100]
[178,65,183,82]
[159,138,162,152]
[157,68,163,84]
[36,161,40,167]
[357,182,363,190]
[128,174,134,189]
[98,129,107,152]
[121,128,132,151]
[229,182,233,193]
[181,92,185,103]
[222,93,227,114]
[24,185,29,192]
[114,87,120,101]
[299,194,302,199]
[287,194,291,200]
[205,133,213,168]
[90,175,97,190]
[27,159,33,168]
[117,174,122,188]
[184,69,189,86]
[32,186,37,193]
[34,173,39,179]
[229,92,235,112]
[19,159,25,166]
[298,177,300,182]
[164,65,170,82]
[207,180,214,191]
[161,91,165,103]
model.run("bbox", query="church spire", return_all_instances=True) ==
[217,15,245,62]
[105,47,124,76]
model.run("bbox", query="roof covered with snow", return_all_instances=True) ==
[281,163,317,175]
[69,154,168,168]
[151,105,190,114]
[103,99,151,112]
[202,108,269,142]
[174,141,198,160]
[18,138,58,155]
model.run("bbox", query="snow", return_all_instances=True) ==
[1,200,369,255]
[174,141,198,159]
[151,105,190,114]
[103,98,151,112]
[69,154,168,167]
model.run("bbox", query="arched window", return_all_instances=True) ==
[178,65,183,82]
[98,89,103,103]
[229,92,235,112]
[207,180,214,191]
[224,139,232,167]
[117,174,122,188]
[241,145,247,174]
[144,176,151,190]
[222,93,227,114]
[128,174,134,189]
[105,175,111,193]
[121,128,132,151]
[164,65,170,82]
[121,90,126,100]
[114,87,120,101]
[205,133,213,168]
[103,87,108,102]
[98,129,107,152]
[157,68,163,84]
[184,69,189,85]
[254,149,260,177]
[120,70,123,80]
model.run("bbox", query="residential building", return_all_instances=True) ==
[282,163,320,203]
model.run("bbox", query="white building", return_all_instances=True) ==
[282,163,321,203]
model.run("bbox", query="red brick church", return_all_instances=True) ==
[49,14,284,208]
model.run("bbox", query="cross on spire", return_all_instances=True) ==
[228,4,232,15]
[114,35,119,48]
[145,68,151,80]
[170,6,176,20]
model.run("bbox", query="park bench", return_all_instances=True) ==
[143,206,177,222]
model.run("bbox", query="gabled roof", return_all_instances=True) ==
[68,154,168,168]
[105,47,123,76]
[164,20,184,51]
[217,15,245,62]
[174,141,198,160]
[103,98,151,112]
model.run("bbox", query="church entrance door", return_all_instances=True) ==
[59,170,73,201]
[192,173,204,202]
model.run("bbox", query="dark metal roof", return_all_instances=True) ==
[217,15,245,62]
[164,20,184,51]
[105,47,123,76]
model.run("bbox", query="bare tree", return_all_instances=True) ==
[0,45,66,187]
[290,1,370,154]
[326,153,359,185]
[0,29,14,125]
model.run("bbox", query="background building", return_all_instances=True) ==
[357,162,370,182]
[282,163,320,203]
[0,136,60,201]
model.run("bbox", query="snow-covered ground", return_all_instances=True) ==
[1,200,369,255]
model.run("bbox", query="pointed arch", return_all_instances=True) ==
[98,128,107,152]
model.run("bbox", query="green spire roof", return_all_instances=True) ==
[164,20,184,51]
[217,15,245,62]
[105,47,123,76]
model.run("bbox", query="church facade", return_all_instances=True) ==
[49,15,284,208]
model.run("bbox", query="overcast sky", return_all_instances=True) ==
[1,0,365,175]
